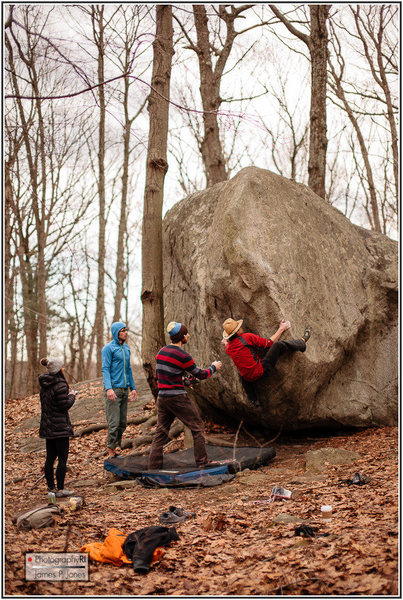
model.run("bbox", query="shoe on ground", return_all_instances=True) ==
[302,326,312,343]
[55,489,74,498]
[159,506,195,524]
[159,511,187,524]
[168,506,195,519]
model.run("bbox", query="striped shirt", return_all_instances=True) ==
[156,345,216,396]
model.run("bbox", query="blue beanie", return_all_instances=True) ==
[167,321,188,342]
[167,322,182,336]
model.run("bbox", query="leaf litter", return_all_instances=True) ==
[4,379,398,596]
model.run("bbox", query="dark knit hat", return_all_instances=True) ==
[167,321,188,343]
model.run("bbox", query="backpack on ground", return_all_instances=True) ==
[13,504,61,530]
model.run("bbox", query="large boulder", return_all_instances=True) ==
[162,167,398,432]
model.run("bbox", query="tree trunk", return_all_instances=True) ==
[141,5,173,397]
[19,256,39,395]
[308,5,330,199]
[193,5,228,187]
[4,162,18,398]
[5,32,40,393]
[4,162,13,356]
[92,6,106,376]
[35,95,48,361]
[113,72,130,323]
[269,4,330,199]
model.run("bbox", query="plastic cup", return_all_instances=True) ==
[321,505,332,522]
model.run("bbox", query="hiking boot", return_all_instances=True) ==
[302,326,312,343]
[55,489,74,498]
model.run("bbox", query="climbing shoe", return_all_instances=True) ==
[302,326,312,343]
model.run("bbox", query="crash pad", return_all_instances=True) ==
[104,445,276,488]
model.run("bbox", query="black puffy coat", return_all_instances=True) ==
[38,373,75,439]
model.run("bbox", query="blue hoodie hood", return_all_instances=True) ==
[111,321,126,343]
[101,321,136,391]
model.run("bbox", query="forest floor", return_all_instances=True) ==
[4,376,399,597]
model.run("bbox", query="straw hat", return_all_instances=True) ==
[222,318,243,340]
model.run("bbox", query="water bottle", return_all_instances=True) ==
[47,492,56,506]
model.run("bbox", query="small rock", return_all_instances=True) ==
[272,513,308,524]
[19,438,45,452]
[104,470,120,482]
[305,447,360,474]
[289,474,327,483]
[71,479,100,488]
[105,480,139,489]
[237,472,267,485]
[236,468,251,477]
[151,487,173,495]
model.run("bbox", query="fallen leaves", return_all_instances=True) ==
[3,377,399,596]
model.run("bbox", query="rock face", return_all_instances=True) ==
[162,167,398,432]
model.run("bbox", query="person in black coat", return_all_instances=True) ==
[39,357,76,498]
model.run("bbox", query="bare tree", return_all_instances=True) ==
[88,5,107,376]
[141,5,174,396]
[257,68,309,182]
[269,5,330,199]
[350,4,398,216]
[109,6,150,323]
[5,5,94,393]
[174,4,268,188]
[328,21,382,232]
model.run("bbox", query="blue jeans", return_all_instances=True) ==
[105,388,128,449]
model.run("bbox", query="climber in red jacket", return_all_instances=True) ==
[222,317,311,408]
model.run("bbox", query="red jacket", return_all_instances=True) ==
[225,333,273,381]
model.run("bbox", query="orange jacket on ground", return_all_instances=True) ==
[80,528,163,566]
[80,528,132,566]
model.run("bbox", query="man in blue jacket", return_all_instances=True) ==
[101,322,137,458]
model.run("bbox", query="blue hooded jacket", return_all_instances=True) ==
[101,321,136,390]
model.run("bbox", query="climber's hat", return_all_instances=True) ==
[222,318,243,340]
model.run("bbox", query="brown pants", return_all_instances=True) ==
[148,393,208,469]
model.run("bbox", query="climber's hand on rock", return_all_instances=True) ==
[280,319,291,331]
[213,360,222,371]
